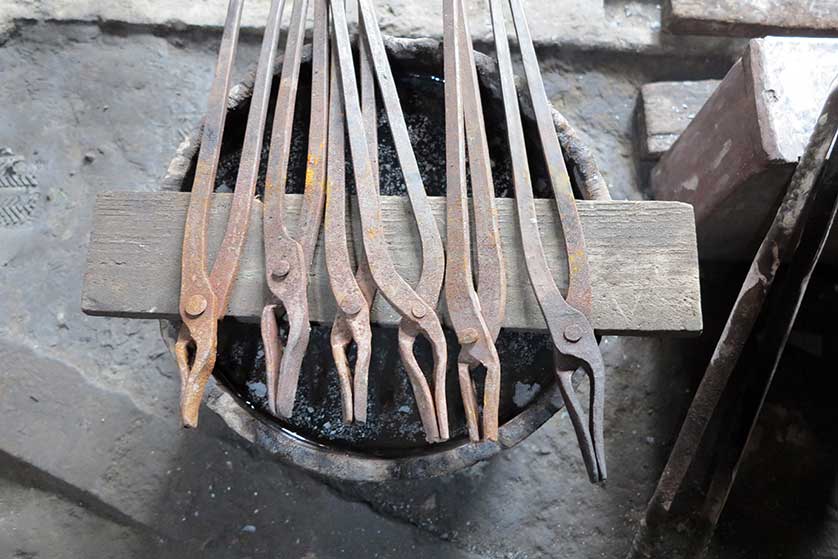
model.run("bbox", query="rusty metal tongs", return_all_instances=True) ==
[331,0,449,442]
[443,0,507,442]
[261,0,330,419]
[489,0,606,482]
[325,0,379,424]
[177,0,283,428]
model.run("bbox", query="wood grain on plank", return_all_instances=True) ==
[82,192,702,335]
[665,0,838,37]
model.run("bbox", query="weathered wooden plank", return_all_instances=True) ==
[637,80,720,160]
[82,191,702,335]
[664,0,838,38]
[652,37,838,260]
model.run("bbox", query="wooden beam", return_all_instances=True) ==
[82,192,702,335]
[637,80,720,160]
[664,0,838,38]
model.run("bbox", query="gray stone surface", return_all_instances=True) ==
[664,0,838,37]
[325,335,702,559]
[0,476,154,559]
[751,37,838,163]
[0,0,743,56]
[0,339,485,558]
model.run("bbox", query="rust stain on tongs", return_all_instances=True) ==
[327,0,378,425]
[177,0,282,428]
[490,0,606,482]
[443,0,506,442]
[262,0,330,419]
[331,0,448,442]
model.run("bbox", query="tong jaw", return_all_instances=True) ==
[263,238,310,418]
[176,281,219,428]
[546,306,606,483]
[330,297,373,423]
[397,316,445,442]
[454,325,502,442]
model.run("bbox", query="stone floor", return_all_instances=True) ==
[1,2,836,559]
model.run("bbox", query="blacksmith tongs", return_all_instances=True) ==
[332,0,449,442]
[177,0,282,428]
[443,0,506,442]
[326,0,379,425]
[261,0,330,419]
[489,0,606,482]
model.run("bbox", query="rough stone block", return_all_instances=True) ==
[637,80,720,160]
[665,0,838,37]
[651,37,838,260]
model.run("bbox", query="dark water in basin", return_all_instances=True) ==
[183,62,563,456]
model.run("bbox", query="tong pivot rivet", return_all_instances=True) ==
[411,304,428,319]
[184,294,208,318]
[563,324,583,343]
[272,260,291,279]
[340,295,364,316]
[458,328,479,345]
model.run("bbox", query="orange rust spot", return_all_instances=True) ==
[304,165,316,188]
[567,247,585,275]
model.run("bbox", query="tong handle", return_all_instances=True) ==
[507,0,592,316]
[180,0,243,318]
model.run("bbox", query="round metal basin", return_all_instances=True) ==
[161,36,607,482]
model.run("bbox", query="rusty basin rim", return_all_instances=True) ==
[161,36,609,482]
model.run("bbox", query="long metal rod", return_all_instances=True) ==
[701,139,838,532]
[350,0,380,423]
[487,0,557,306]
[180,0,243,309]
[643,85,838,518]
[297,0,331,270]
[263,0,307,232]
[443,0,468,434]
[628,82,838,559]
